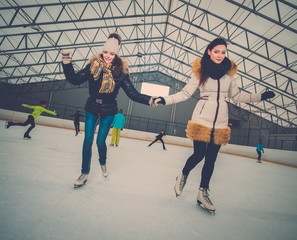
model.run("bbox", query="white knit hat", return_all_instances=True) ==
[102,37,119,55]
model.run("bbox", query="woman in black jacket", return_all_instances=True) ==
[62,33,154,188]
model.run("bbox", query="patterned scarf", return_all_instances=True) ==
[90,58,115,93]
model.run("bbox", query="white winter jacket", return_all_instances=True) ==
[164,59,262,130]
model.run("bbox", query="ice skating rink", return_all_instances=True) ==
[0,120,296,240]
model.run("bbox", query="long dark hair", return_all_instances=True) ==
[199,38,227,87]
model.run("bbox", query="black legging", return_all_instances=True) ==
[74,120,80,135]
[182,140,221,189]
[256,150,262,160]
[10,115,35,136]
[148,138,166,150]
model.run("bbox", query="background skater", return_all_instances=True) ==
[256,138,264,163]
[110,109,126,147]
[71,110,84,136]
[148,130,166,150]
[5,100,57,139]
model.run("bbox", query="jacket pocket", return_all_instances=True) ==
[199,100,206,114]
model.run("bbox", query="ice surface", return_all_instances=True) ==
[0,121,296,240]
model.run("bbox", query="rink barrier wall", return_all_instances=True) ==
[1,109,296,168]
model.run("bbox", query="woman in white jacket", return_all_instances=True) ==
[154,38,275,212]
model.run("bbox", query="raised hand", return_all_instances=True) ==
[61,50,72,64]
[261,91,275,101]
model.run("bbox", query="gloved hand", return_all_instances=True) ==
[149,96,158,106]
[154,96,166,105]
[261,91,275,101]
[61,50,72,64]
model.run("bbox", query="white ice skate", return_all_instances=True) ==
[197,188,216,213]
[74,174,88,188]
[101,165,108,177]
[174,174,187,197]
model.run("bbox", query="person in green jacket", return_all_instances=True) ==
[5,100,57,139]
[110,109,126,147]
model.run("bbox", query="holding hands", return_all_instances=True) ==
[150,96,166,107]
[61,50,72,64]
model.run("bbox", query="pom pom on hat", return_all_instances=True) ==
[102,37,119,55]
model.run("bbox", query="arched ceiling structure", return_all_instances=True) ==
[0,0,296,127]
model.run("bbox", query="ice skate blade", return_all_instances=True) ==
[174,186,181,197]
[174,190,179,197]
[73,180,87,188]
[174,176,181,198]
[197,201,216,214]
[73,184,85,189]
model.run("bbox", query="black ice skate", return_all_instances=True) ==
[23,134,31,140]
[5,121,12,129]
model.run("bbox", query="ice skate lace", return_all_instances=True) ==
[202,189,213,206]
[179,175,187,191]
[78,174,86,181]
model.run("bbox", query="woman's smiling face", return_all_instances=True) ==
[102,50,116,64]
[208,44,227,64]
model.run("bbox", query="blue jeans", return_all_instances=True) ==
[81,111,114,174]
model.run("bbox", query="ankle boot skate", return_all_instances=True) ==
[74,174,88,188]
[101,165,108,177]
[23,134,31,139]
[197,188,216,212]
[174,174,187,197]
[5,121,12,129]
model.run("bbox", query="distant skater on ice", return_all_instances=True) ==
[256,138,264,163]
[5,100,57,139]
[148,130,166,150]
[70,110,84,136]
[61,33,156,188]
[110,109,126,147]
[154,38,275,212]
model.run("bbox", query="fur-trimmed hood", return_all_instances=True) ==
[192,58,237,80]
[89,53,129,75]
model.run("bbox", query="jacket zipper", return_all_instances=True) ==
[211,79,220,140]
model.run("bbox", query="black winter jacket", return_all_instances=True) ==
[62,63,151,117]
